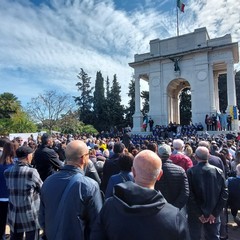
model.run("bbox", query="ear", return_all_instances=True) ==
[156,169,163,181]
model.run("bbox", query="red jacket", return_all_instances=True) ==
[170,152,193,171]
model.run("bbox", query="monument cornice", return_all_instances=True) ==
[129,42,238,67]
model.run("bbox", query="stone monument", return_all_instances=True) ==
[129,27,239,133]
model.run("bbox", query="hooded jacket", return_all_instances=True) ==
[91,181,190,240]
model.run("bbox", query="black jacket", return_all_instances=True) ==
[101,153,121,192]
[91,181,190,240]
[187,162,228,218]
[155,159,189,209]
[33,145,63,181]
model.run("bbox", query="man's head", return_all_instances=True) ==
[198,140,210,150]
[113,142,125,154]
[172,139,184,151]
[133,150,163,189]
[195,146,209,162]
[158,144,171,160]
[16,146,34,164]
[65,140,89,169]
[41,133,53,147]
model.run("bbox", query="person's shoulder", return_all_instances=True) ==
[164,161,186,173]
[81,174,100,189]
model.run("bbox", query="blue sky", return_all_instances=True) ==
[0,0,240,107]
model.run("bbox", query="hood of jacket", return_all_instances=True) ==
[112,181,166,215]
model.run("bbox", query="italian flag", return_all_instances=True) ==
[177,0,185,12]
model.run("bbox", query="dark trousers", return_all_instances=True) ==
[231,207,239,217]
[0,201,8,239]
[10,230,39,240]
[188,215,221,240]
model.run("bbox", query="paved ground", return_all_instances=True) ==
[4,212,240,239]
[227,213,240,240]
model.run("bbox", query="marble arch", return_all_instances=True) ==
[129,27,239,132]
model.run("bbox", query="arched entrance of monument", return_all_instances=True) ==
[167,79,191,124]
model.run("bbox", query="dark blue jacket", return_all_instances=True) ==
[91,181,190,240]
[0,163,13,198]
[39,165,103,240]
[105,171,134,198]
[227,176,240,209]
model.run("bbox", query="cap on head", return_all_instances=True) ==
[16,146,33,159]
[158,144,171,159]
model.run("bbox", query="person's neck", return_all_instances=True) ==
[198,160,208,163]
[19,159,29,165]
[66,161,84,170]
[135,180,155,189]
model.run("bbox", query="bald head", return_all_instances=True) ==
[195,146,209,161]
[133,150,162,189]
[65,140,89,164]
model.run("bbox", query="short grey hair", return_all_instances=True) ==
[195,146,209,161]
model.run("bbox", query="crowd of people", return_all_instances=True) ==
[0,129,240,240]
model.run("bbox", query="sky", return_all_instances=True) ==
[0,0,240,108]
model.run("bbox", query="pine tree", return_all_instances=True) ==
[125,77,135,127]
[108,74,124,129]
[179,88,191,125]
[141,90,149,115]
[93,71,106,131]
[74,68,94,124]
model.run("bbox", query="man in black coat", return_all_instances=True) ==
[187,146,228,240]
[100,142,125,192]
[33,134,63,181]
[155,143,189,209]
[91,150,190,240]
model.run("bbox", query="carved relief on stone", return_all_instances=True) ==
[197,70,207,81]
[151,78,160,87]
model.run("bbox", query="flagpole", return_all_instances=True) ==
[177,1,179,36]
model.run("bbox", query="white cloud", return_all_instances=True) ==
[0,0,239,108]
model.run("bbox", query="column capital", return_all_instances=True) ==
[226,59,234,65]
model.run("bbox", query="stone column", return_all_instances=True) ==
[135,75,141,114]
[132,74,143,133]
[227,60,237,107]
[214,73,220,112]
[226,60,239,131]
[209,64,216,113]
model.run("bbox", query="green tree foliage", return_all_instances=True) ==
[218,74,227,112]
[179,88,191,125]
[218,71,240,113]
[108,74,124,129]
[125,77,135,127]
[0,93,36,134]
[0,92,21,118]
[141,90,149,115]
[74,68,94,125]
[27,90,73,132]
[56,111,98,134]
[93,71,107,131]
[9,110,37,133]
